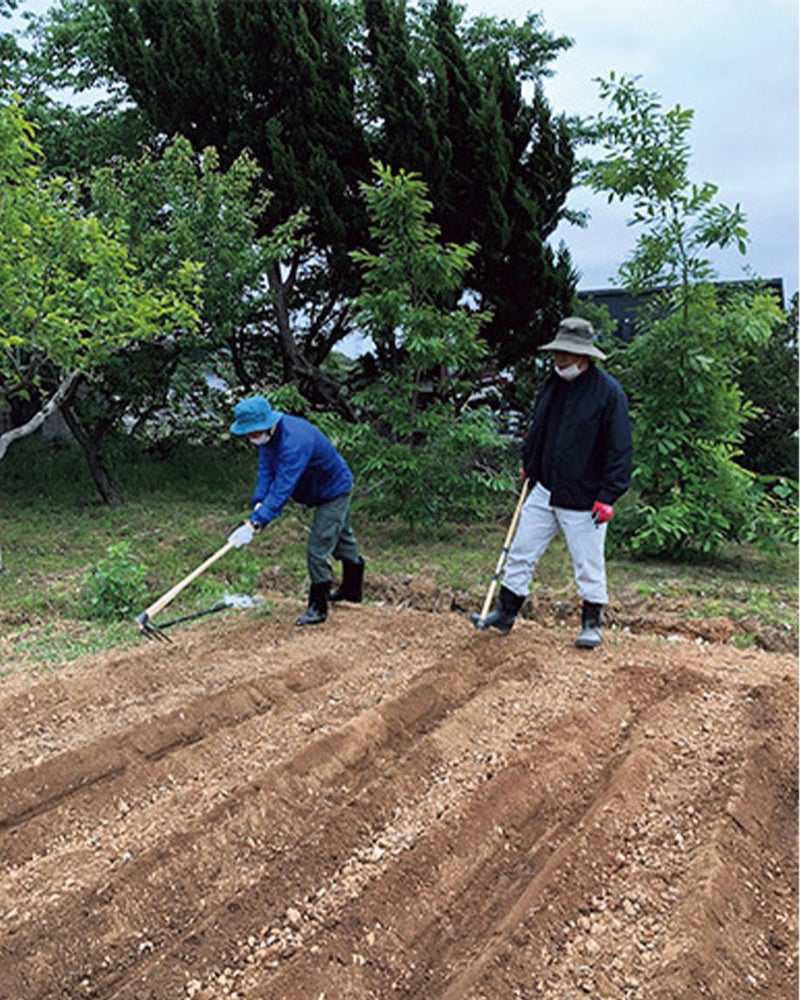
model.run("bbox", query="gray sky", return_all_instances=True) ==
[465,0,799,302]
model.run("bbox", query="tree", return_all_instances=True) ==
[583,74,792,555]
[360,0,444,191]
[619,286,785,555]
[56,135,306,483]
[584,72,749,295]
[365,0,577,372]
[0,95,201,501]
[27,0,579,412]
[342,162,504,529]
[94,0,369,414]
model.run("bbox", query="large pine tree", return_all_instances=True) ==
[364,0,576,370]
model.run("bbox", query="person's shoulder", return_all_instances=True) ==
[535,371,557,398]
[594,365,626,393]
[281,413,324,445]
[281,413,312,433]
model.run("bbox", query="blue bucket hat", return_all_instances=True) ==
[230,395,283,435]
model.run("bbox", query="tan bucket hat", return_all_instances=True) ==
[538,317,606,360]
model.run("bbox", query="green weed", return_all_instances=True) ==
[80,542,149,620]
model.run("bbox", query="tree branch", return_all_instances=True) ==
[0,372,79,461]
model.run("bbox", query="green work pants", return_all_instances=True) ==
[307,490,360,584]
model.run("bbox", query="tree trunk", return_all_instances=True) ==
[60,389,125,507]
[266,262,360,422]
[268,261,300,383]
[0,373,79,461]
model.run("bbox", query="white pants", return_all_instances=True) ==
[502,482,608,605]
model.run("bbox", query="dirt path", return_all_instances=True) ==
[0,600,796,1000]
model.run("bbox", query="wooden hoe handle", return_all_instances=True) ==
[139,538,236,623]
[478,478,530,622]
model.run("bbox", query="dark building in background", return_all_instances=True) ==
[578,278,785,342]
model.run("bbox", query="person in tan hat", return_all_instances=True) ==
[475,317,632,647]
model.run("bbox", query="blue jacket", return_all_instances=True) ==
[522,364,632,510]
[249,415,353,527]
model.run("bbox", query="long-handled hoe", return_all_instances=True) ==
[136,530,250,641]
[470,478,529,628]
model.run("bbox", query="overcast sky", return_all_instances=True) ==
[465,0,799,302]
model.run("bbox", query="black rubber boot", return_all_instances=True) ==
[296,581,330,626]
[473,585,526,634]
[330,557,365,603]
[575,601,603,648]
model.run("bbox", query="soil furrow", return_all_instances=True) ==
[0,606,795,1000]
[0,626,524,999]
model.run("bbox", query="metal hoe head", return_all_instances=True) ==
[136,593,263,641]
[136,611,172,643]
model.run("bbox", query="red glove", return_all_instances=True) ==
[591,501,614,525]
[519,468,527,480]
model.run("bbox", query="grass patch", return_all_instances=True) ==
[1,437,797,670]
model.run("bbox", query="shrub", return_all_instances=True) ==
[80,542,149,621]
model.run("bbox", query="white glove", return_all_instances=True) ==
[227,522,255,548]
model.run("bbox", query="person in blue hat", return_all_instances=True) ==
[227,395,365,625]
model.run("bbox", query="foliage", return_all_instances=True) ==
[79,540,148,620]
[0,94,202,461]
[737,293,798,480]
[364,0,577,368]
[95,0,372,403]
[745,475,799,552]
[616,285,791,556]
[21,0,579,410]
[583,72,749,293]
[345,162,508,529]
[582,74,797,556]
[79,136,306,449]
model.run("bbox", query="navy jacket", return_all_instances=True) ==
[521,364,632,510]
[250,415,353,528]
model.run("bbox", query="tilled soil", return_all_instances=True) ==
[0,595,796,1000]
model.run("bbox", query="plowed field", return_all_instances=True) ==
[0,595,796,1000]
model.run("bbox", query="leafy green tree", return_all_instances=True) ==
[342,162,505,529]
[737,294,798,480]
[58,136,306,479]
[583,74,793,555]
[0,0,154,176]
[0,96,201,496]
[619,286,785,555]
[1,3,28,87]
[584,72,749,294]
[89,137,304,388]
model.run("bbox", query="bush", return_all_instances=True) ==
[80,542,149,621]
[738,295,799,480]
[616,286,788,557]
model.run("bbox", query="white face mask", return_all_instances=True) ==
[555,362,583,382]
[251,430,272,446]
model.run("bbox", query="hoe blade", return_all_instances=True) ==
[136,612,172,643]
